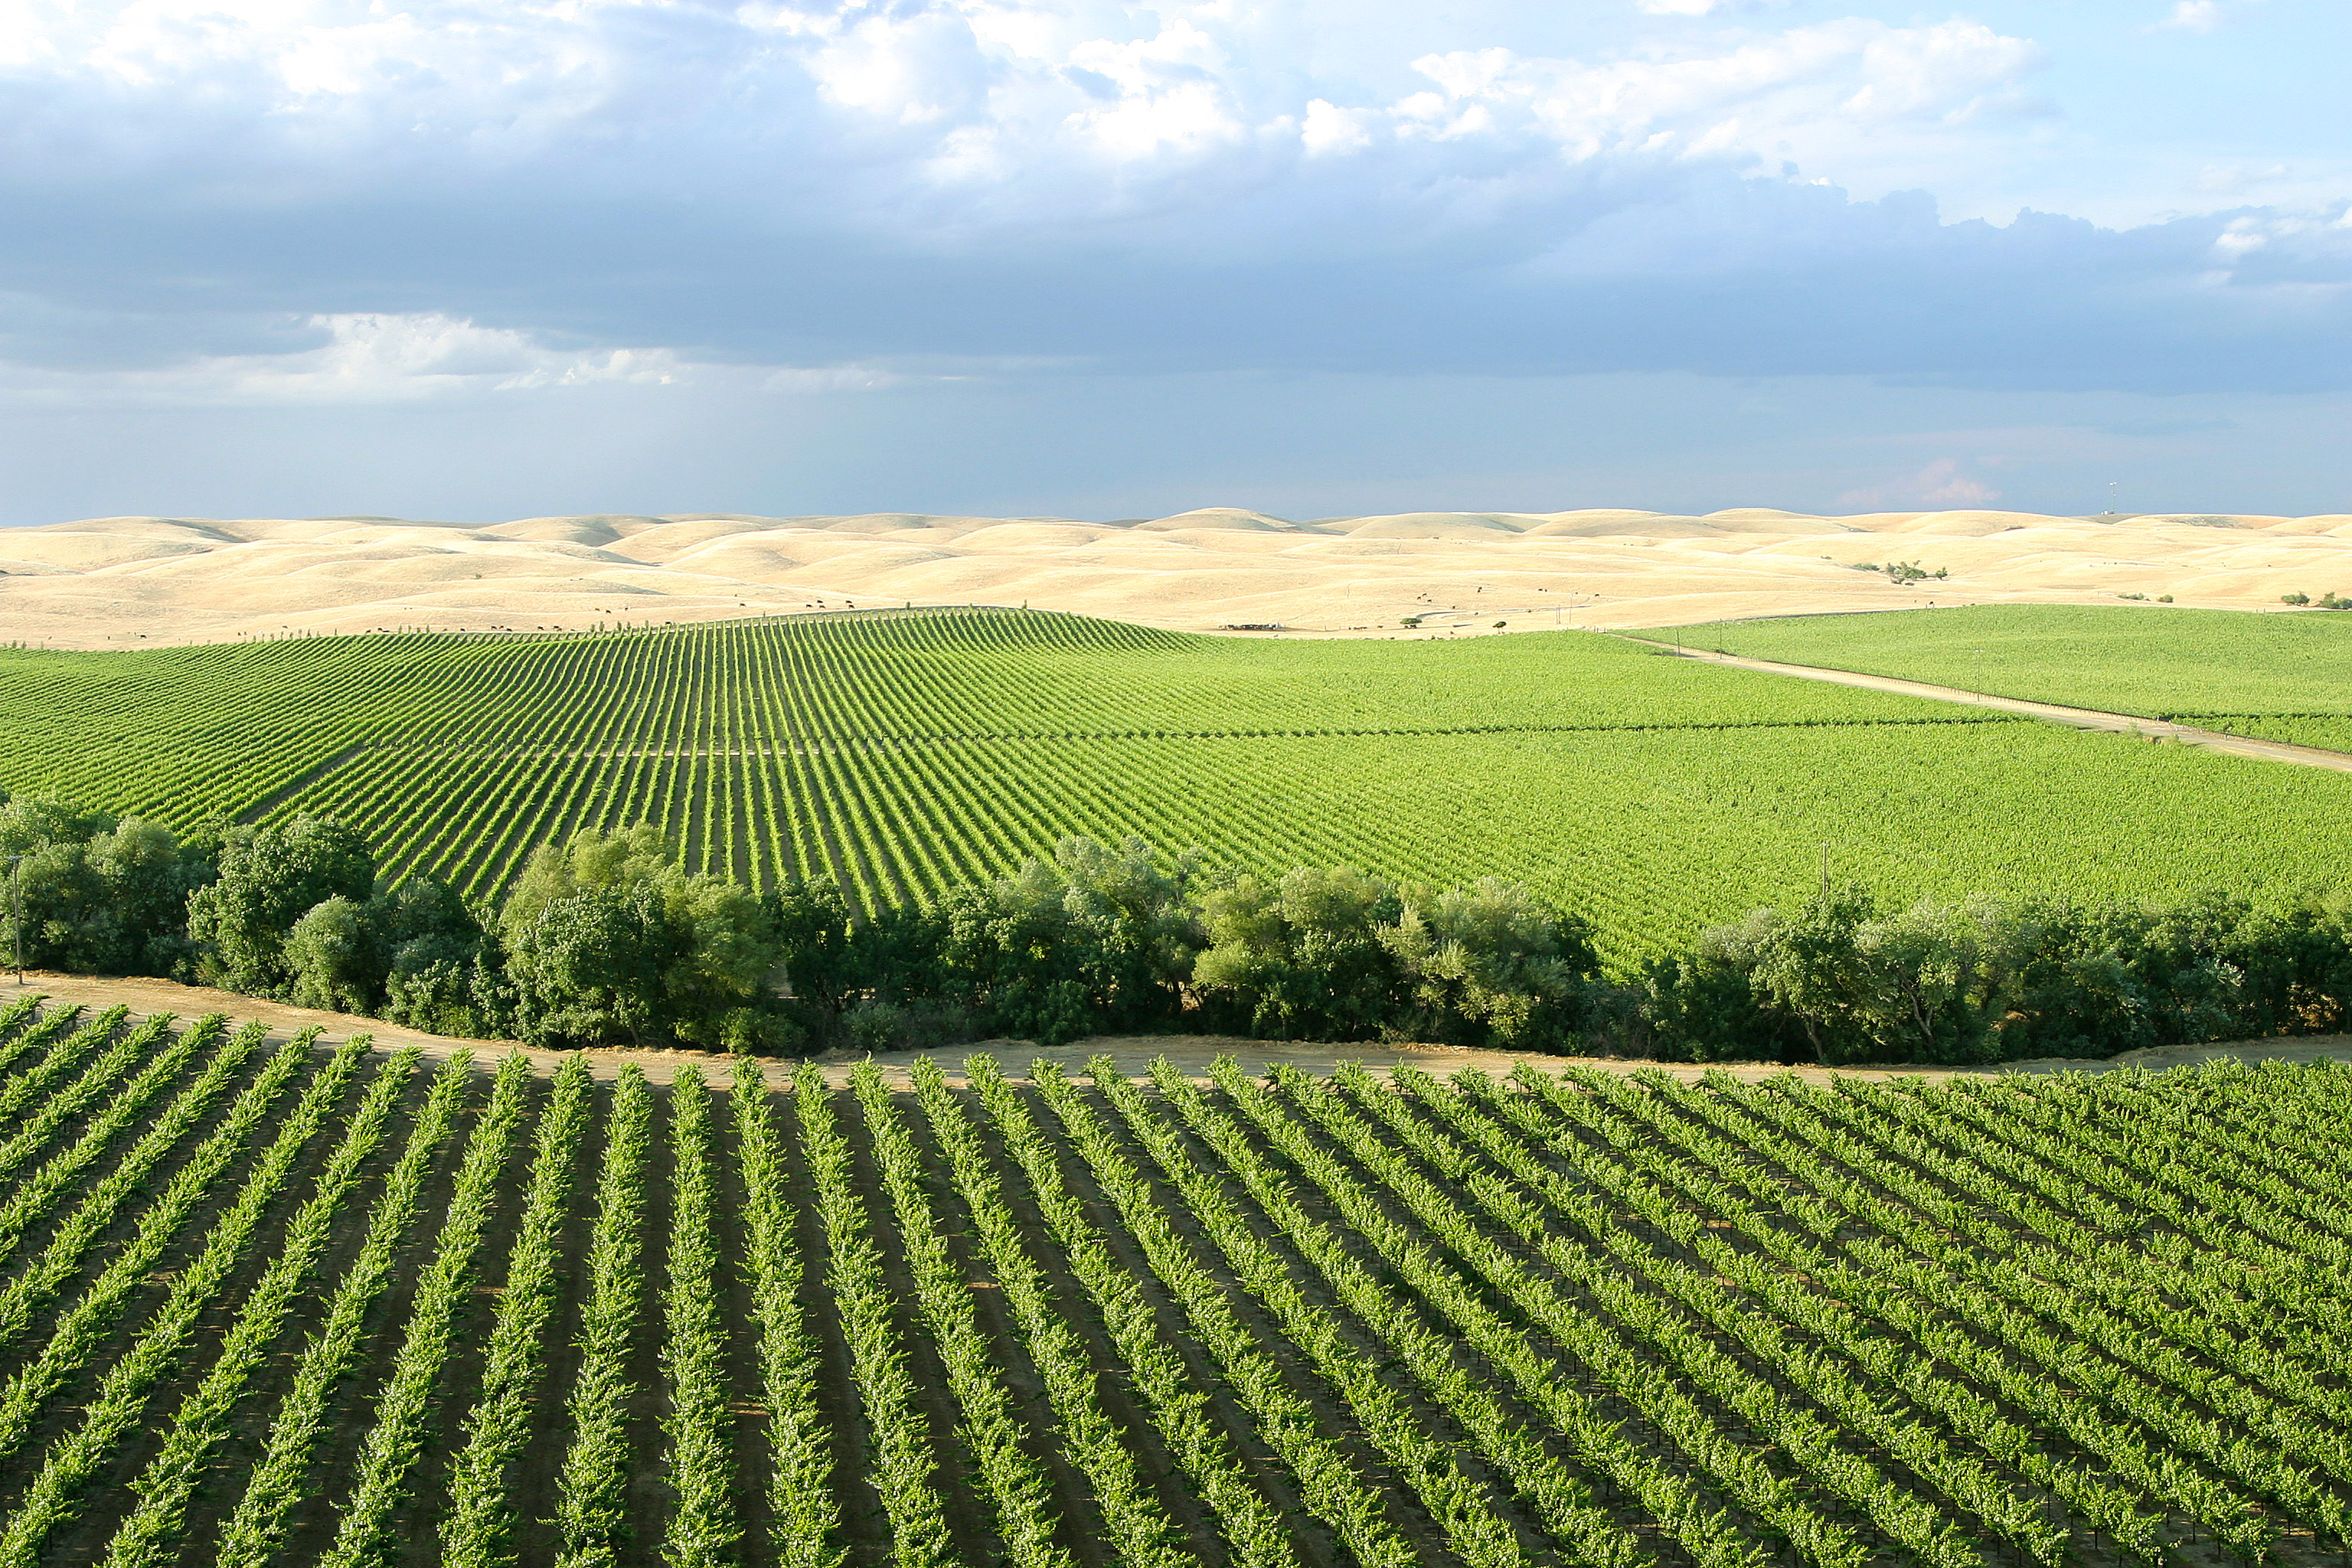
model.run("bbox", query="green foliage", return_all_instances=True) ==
[551,1065,651,1568]
[0,610,2014,941]
[937,835,1198,1044]
[0,805,207,976]
[7,609,2351,963]
[1384,880,1599,1050]
[284,896,387,1015]
[1641,885,2352,1063]
[186,816,374,994]
[1655,603,2352,756]
[1194,867,1405,1040]
[378,878,494,1035]
[1192,867,1598,1050]
[18,999,2352,1566]
[506,885,685,1048]
[500,827,779,1048]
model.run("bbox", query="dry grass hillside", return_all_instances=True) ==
[2,505,2346,647]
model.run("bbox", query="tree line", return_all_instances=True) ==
[2,786,2347,1064]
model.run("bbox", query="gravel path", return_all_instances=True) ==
[1632,640,2352,774]
[8,969,2344,1086]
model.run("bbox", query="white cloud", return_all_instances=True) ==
[1839,458,2000,509]
[0,0,2339,405]
[202,315,684,401]
[2195,162,2288,196]
[1300,97,1374,155]
[1390,18,2042,181]
[2153,2,2226,33]
[0,1,2046,230]
[0,312,910,404]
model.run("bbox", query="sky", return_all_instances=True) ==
[0,0,2345,525]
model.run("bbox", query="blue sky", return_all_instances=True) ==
[0,0,2344,524]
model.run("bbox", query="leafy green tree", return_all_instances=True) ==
[498,825,782,1047]
[372,875,490,1033]
[284,895,387,1014]
[1845,897,2027,1063]
[1743,887,2026,1064]
[0,838,106,973]
[86,818,208,975]
[1193,865,1404,1040]
[1635,910,1814,1064]
[662,873,784,1048]
[384,954,481,1036]
[1746,885,1880,1064]
[505,884,682,1047]
[1381,878,1599,1050]
[0,801,207,976]
[186,816,375,995]
[763,880,860,1017]
[1998,893,2259,1057]
[936,835,1199,1044]
[2226,892,2352,1037]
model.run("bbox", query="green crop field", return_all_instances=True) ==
[1644,605,2352,753]
[4,609,2352,959]
[1,998,2349,1568]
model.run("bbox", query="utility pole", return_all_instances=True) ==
[1820,842,1830,900]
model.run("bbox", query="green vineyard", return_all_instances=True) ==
[5,609,2352,959]
[1660,605,2352,753]
[0,998,2349,1567]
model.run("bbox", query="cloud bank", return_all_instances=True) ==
[0,0,2341,407]
[0,1,2343,528]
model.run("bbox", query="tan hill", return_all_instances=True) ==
[0,507,2346,647]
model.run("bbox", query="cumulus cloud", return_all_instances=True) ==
[2154,2,2228,33]
[1838,458,2000,509]
[0,0,2341,403]
[0,1,2049,231]
[0,312,914,404]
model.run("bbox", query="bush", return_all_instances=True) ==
[1623,886,2352,1064]
[383,954,478,1036]
[0,802,209,977]
[499,826,783,1049]
[1190,865,1598,1051]
[842,1001,909,1054]
[10,792,2351,1067]
[285,896,387,1014]
[187,816,375,995]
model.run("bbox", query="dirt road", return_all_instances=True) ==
[1632,640,2352,775]
[9,969,2345,1088]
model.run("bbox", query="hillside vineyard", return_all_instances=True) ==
[0,1001,2348,1565]
[1674,605,2352,755]
[5,609,2352,959]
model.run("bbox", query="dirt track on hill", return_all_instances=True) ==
[1634,640,2352,773]
[10,969,2347,1087]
